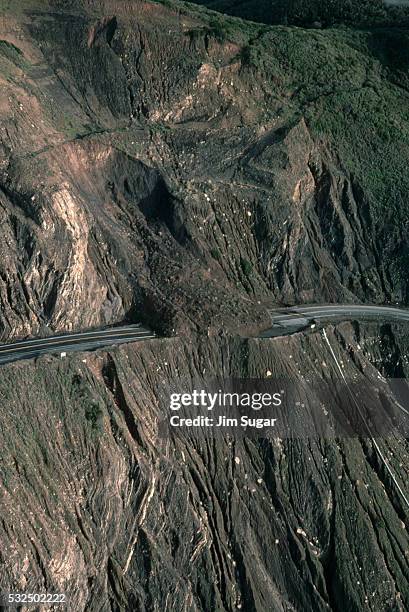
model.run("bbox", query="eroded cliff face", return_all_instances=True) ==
[1,3,409,611]
[1,1,408,339]
[0,323,409,611]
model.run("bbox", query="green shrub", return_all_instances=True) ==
[239,43,263,68]
[85,401,103,430]
[210,247,221,261]
[240,257,253,277]
[208,17,229,42]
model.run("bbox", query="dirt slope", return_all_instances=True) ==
[0,324,409,611]
[1,1,409,339]
[1,2,409,611]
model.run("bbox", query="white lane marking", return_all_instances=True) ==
[322,328,409,511]
[293,305,409,315]
[0,326,148,350]
[269,305,409,333]
[0,330,153,353]
[301,309,409,318]
[0,335,157,363]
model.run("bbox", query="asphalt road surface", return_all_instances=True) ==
[1,304,408,365]
[263,304,409,337]
[0,325,155,365]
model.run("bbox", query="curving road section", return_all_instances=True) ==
[1,304,409,365]
[0,325,155,366]
[263,304,409,337]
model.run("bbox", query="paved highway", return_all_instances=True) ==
[0,325,155,365]
[1,304,408,365]
[263,304,409,337]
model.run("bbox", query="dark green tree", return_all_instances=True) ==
[272,0,389,26]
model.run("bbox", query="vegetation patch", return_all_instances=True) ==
[240,257,253,276]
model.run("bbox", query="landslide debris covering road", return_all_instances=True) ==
[2,0,409,340]
[1,1,409,610]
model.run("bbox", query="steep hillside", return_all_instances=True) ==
[0,1,409,340]
[1,2,409,611]
[1,323,409,611]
